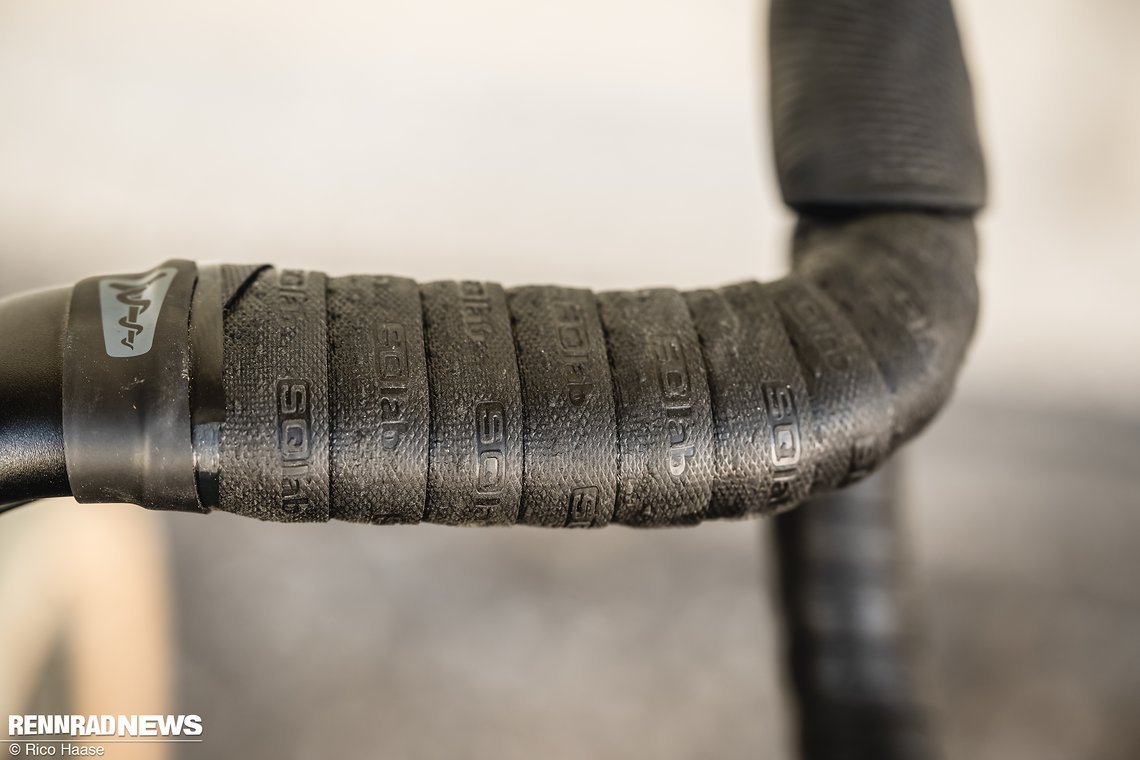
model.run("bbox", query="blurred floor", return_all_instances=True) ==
[0,503,173,760]
[914,401,1140,760]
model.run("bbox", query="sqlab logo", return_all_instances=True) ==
[98,267,178,358]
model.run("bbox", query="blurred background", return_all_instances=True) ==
[0,0,1137,758]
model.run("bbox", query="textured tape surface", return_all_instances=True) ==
[792,213,979,447]
[212,212,976,527]
[769,0,986,211]
[421,281,524,526]
[219,268,330,522]
[769,278,894,490]
[596,288,715,526]
[508,286,617,528]
[212,216,974,526]
[327,275,429,523]
[686,282,814,518]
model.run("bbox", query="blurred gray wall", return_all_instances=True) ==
[0,1,1137,758]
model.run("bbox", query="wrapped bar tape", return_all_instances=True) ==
[209,212,977,526]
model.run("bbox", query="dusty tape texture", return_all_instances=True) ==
[213,213,976,527]
[508,286,618,528]
[686,282,816,518]
[769,277,894,491]
[596,288,715,526]
[327,275,429,523]
[219,267,330,522]
[792,213,979,448]
[421,281,524,526]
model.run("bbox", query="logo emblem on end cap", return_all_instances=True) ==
[98,267,178,357]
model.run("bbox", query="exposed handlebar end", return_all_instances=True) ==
[0,288,71,506]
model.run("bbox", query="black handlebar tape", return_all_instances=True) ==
[420,281,525,526]
[327,275,430,524]
[684,283,814,518]
[0,257,981,529]
[792,212,979,447]
[769,0,986,211]
[1,215,976,518]
[219,268,331,522]
[198,212,976,527]
[509,287,618,528]
[596,289,716,526]
[768,278,894,492]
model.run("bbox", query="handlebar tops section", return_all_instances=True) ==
[199,208,975,527]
